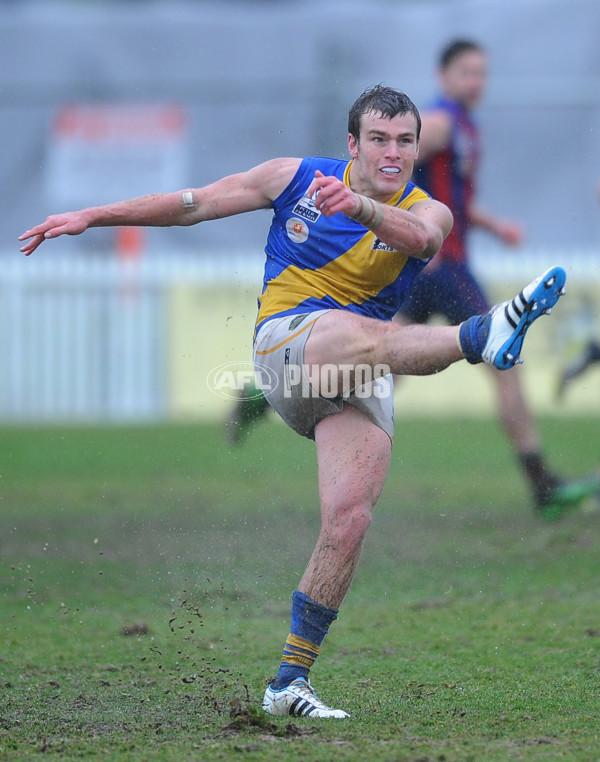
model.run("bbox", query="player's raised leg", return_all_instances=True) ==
[304,267,567,384]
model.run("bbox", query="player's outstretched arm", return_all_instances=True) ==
[19,189,209,255]
[19,157,301,256]
[18,191,208,256]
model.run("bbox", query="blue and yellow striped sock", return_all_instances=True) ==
[270,590,338,690]
[458,314,491,364]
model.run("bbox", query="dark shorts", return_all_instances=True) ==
[397,260,490,325]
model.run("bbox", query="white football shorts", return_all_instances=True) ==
[253,310,394,440]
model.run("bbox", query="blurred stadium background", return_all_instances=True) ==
[1,0,599,423]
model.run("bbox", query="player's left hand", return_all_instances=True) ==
[307,170,358,218]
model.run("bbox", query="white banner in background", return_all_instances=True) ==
[45,103,188,207]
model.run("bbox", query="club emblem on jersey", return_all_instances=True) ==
[288,314,308,331]
[286,217,309,243]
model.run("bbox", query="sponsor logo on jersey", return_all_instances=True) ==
[292,193,321,223]
[372,238,396,252]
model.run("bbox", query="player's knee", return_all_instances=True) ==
[352,321,393,366]
[326,499,373,546]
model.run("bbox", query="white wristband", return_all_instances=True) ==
[351,194,384,229]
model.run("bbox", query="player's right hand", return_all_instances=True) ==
[18,212,90,256]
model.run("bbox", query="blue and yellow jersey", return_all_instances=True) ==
[255,156,431,334]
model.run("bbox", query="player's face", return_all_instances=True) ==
[348,110,419,202]
[440,50,487,109]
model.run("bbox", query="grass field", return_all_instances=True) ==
[2,416,600,761]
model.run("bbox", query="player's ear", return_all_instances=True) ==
[348,133,359,158]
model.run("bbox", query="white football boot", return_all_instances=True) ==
[262,677,349,719]
[460,266,567,369]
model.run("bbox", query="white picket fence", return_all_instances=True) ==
[0,248,596,422]
[0,251,262,422]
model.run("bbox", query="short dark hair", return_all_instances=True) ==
[348,84,421,142]
[439,39,484,69]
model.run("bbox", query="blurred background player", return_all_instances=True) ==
[557,178,600,397]
[225,378,271,444]
[557,338,600,397]
[394,38,599,519]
